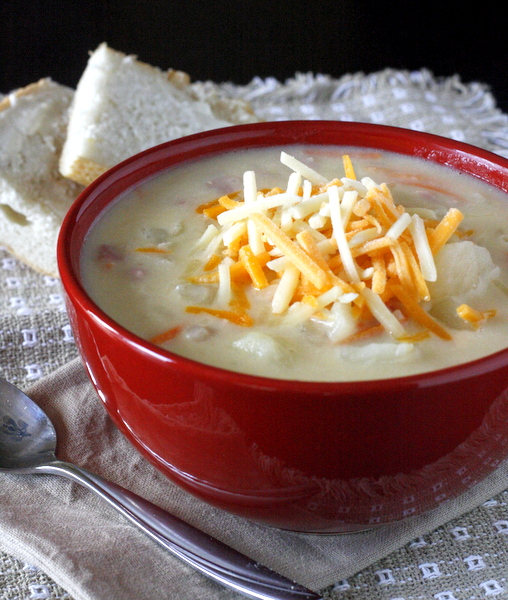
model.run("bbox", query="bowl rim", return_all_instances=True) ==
[57,119,508,394]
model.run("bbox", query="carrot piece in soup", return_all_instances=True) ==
[150,325,182,345]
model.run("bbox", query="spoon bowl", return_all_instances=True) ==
[0,376,320,600]
[0,377,57,470]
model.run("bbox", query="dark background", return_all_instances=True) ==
[2,1,508,113]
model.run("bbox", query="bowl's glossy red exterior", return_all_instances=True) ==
[58,121,508,532]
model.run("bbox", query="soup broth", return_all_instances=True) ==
[80,146,508,381]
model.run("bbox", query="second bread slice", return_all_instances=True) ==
[0,79,83,277]
[60,43,258,186]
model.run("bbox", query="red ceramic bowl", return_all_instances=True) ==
[58,121,508,532]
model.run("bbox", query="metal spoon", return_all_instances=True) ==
[0,377,321,600]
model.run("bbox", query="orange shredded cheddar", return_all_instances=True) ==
[456,304,496,329]
[230,251,271,284]
[202,203,227,219]
[301,294,319,308]
[239,244,269,289]
[346,220,372,234]
[390,242,417,297]
[353,198,371,217]
[218,194,243,210]
[196,192,242,214]
[398,330,432,343]
[399,241,430,301]
[339,324,385,344]
[187,272,220,284]
[188,252,271,284]
[319,178,343,192]
[185,306,253,326]
[230,282,251,310]
[350,236,394,258]
[295,230,355,293]
[368,195,398,230]
[371,254,387,294]
[203,254,221,271]
[262,186,285,196]
[292,280,327,302]
[135,246,172,254]
[342,154,356,180]
[390,283,452,340]
[195,198,220,214]
[249,213,329,290]
[427,208,464,254]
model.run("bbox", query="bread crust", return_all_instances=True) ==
[0,78,52,112]
[61,156,108,187]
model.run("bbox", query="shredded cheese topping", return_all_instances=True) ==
[180,152,494,342]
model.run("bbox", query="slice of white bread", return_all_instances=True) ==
[0,79,83,277]
[60,43,259,186]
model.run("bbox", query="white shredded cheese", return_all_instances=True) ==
[340,190,358,226]
[217,193,301,225]
[360,176,378,189]
[243,170,257,203]
[286,171,302,195]
[308,213,328,230]
[341,177,368,195]
[359,266,374,279]
[292,219,327,242]
[361,287,407,338]
[348,227,380,248]
[329,186,360,283]
[409,213,437,281]
[280,151,328,185]
[319,202,331,217]
[317,238,337,255]
[338,292,359,304]
[194,223,219,249]
[201,229,224,263]
[302,179,313,199]
[248,218,265,255]
[279,208,294,232]
[266,256,289,271]
[272,264,300,314]
[386,212,412,240]
[281,301,317,325]
[315,286,343,308]
[289,192,329,220]
[222,221,247,247]
[216,258,233,308]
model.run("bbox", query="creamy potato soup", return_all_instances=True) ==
[80,146,508,381]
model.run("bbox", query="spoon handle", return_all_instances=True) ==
[36,460,321,600]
